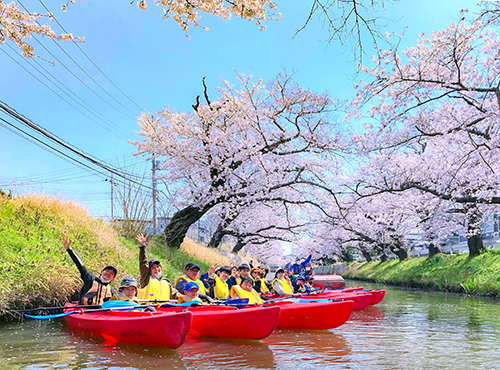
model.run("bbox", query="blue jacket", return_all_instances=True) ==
[290,254,312,276]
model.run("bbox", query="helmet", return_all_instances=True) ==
[119,277,138,290]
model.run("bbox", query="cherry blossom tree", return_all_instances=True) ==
[346,17,500,257]
[1,0,279,58]
[133,71,340,248]
[0,1,76,58]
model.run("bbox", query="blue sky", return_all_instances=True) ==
[0,0,480,218]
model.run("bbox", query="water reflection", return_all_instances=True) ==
[263,329,351,367]
[178,338,275,369]
[5,283,500,369]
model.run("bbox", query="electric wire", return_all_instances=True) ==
[1,44,132,140]
[17,0,138,121]
[0,102,154,191]
[38,0,144,112]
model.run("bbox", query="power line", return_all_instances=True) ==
[37,0,144,112]
[16,0,139,121]
[1,44,133,140]
[0,101,154,191]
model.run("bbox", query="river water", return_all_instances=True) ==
[2,282,500,370]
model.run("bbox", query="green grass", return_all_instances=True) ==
[0,194,215,316]
[345,251,500,296]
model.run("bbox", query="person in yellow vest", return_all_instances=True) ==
[251,267,264,293]
[230,277,263,304]
[136,233,180,302]
[227,263,251,290]
[259,267,270,293]
[175,263,214,303]
[178,282,204,304]
[63,234,117,305]
[211,265,231,299]
[272,268,294,297]
[110,277,139,303]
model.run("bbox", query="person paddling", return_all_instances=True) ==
[136,233,180,302]
[63,234,117,305]
[110,277,139,303]
[230,277,263,304]
[272,268,294,297]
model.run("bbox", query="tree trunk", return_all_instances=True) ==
[467,234,484,257]
[427,243,440,258]
[164,205,209,248]
[393,248,408,261]
[207,223,226,248]
[362,251,372,262]
[467,211,485,257]
[232,239,246,253]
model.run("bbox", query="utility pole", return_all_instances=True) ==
[152,160,157,234]
[110,174,114,220]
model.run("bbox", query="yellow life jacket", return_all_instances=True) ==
[83,280,113,305]
[178,294,203,304]
[230,285,263,304]
[214,276,229,299]
[272,278,294,294]
[137,277,171,301]
[109,292,139,303]
[174,275,206,295]
[260,278,270,293]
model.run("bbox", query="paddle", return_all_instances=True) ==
[25,300,143,320]
[12,304,100,313]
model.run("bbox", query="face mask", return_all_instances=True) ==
[100,274,111,283]
[151,272,162,279]
[306,267,311,271]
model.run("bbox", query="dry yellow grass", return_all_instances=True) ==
[181,237,231,266]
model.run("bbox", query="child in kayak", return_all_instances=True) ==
[292,275,307,294]
[110,277,139,303]
[227,263,251,289]
[178,282,203,304]
[63,234,117,305]
[211,265,232,299]
[251,267,264,293]
[272,268,294,297]
[230,277,263,304]
[305,276,317,293]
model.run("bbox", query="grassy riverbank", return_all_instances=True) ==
[0,193,228,316]
[345,251,500,296]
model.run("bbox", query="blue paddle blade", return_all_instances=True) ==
[25,310,77,320]
[292,298,331,303]
[101,300,139,309]
[223,298,249,305]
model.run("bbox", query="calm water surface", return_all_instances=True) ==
[2,282,500,370]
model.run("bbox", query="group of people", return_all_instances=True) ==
[63,233,317,307]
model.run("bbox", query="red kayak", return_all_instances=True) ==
[317,288,386,306]
[300,292,372,310]
[368,290,385,305]
[160,305,281,340]
[64,304,192,348]
[272,299,353,330]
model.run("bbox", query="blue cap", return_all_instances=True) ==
[296,275,305,280]
[184,282,200,292]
